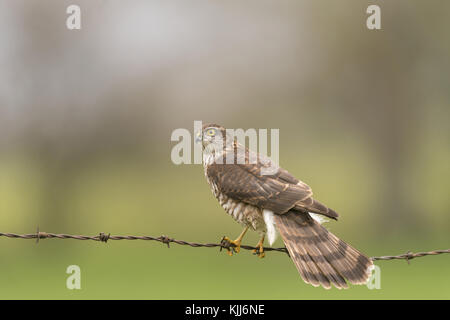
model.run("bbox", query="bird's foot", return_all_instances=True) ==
[252,239,265,258]
[220,236,242,255]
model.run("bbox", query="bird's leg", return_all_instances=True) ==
[252,235,265,258]
[222,226,249,255]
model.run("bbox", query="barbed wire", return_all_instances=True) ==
[0,228,449,263]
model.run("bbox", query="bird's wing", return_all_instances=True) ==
[206,161,338,219]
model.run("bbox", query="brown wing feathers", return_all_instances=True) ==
[207,163,338,219]
[275,211,373,289]
[294,198,339,220]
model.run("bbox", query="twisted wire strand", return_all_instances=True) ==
[1,230,449,262]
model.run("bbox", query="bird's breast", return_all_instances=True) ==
[202,150,266,233]
[212,186,266,233]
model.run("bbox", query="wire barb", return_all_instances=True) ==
[98,232,110,243]
[159,235,171,248]
[0,230,449,262]
[35,226,40,244]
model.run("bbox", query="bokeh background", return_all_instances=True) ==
[0,0,449,299]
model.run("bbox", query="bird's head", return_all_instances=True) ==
[196,123,228,151]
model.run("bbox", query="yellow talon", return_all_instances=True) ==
[221,226,249,256]
[222,236,242,253]
[252,236,265,258]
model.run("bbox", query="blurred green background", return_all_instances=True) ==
[0,1,449,299]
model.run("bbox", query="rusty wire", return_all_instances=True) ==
[0,228,449,262]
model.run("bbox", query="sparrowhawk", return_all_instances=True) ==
[197,123,373,289]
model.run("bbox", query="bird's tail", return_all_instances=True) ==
[274,211,373,289]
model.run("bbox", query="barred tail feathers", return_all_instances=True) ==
[274,211,373,289]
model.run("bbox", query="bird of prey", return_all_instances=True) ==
[197,123,373,289]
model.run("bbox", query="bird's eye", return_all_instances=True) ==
[206,129,216,136]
